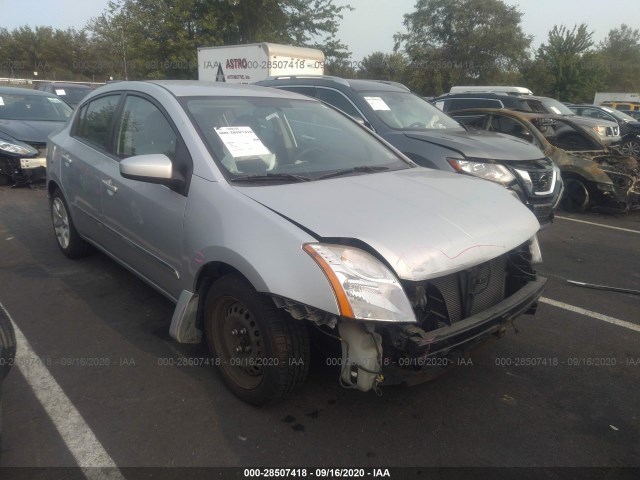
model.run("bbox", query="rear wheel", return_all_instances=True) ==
[50,189,92,258]
[561,178,590,212]
[204,274,310,406]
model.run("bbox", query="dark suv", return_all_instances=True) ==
[568,104,640,158]
[433,90,621,147]
[256,76,562,225]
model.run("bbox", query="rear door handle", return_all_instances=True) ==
[102,179,118,194]
[61,153,72,166]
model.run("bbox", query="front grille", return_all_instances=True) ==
[512,158,556,196]
[530,170,554,193]
[606,126,620,137]
[407,255,509,331]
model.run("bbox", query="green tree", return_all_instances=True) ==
[394,0,531,95]
[597,24,640,92]
[87,0,352,79]
[533,24,605,102]
[357,52,408,82]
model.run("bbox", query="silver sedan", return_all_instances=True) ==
[47,81,546,405]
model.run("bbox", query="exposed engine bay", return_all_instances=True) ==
[274,241,545,393]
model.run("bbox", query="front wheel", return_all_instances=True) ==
[204,274,310,406]
[560,178,590,212]
[620,139,640,158]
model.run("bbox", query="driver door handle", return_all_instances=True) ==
[102,179,118,194]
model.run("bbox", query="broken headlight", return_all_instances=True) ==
[447,158,515,186]
[0,137,38,157]
[303,243,416,322]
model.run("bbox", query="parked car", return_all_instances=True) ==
[450,108,639,212]
[256,76,562,226]
[620,110,640,120]
[34,82,93,108]
[47,80,547,405]
[0,87,72,186]
[0,305,17,445]
[433,88,622,147]
[568,104,640,158]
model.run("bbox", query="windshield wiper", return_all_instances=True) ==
[316,165,390,180]
[229,173,311,183]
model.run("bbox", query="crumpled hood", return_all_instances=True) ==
[403,128,546,161]
[238,168,540,281]
[0,119,66,144]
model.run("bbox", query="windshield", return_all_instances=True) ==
[359,91,462,130]
[601,107,637,122]
[534,98,575,116]
[184,96,412,181]
[0,93,73,121]
[54,86,92,105]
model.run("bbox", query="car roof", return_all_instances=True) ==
[38,82,93,89]
[0,86,58,97]
[261,76,410,93]
[439,91,546,100]
[91,80,317,101]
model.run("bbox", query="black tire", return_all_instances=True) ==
[0,303,17,448]
[620,139,640,158]
[50,188,92,258]
[0,174,10,186]
[0,307,16,382]
[561,178,590,213]
[204,274,310,406]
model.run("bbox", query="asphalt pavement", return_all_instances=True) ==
[0,186,638,477]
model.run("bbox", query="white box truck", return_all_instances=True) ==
[198,43,324,84]
[593,92,640,104]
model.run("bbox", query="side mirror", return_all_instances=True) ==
[120,154,184,187]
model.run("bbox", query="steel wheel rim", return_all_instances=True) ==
[52,198,70,249]
[212,296,265,389]
[620,141,640,157]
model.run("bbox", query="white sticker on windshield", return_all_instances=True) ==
[215,126,271,158]
[47,97,63,103]
[55,89,66,95]
[0,97,4,106]
[549,106,562,114]
[364,96,391,111]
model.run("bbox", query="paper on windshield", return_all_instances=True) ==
[549,106,562,114]
[0,97,4,106]
[215,126,271,157]
[364,96,391,111]
[55,89,66,95]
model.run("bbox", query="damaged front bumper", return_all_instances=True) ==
[339,276,547,391]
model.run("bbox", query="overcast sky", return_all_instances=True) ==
[1,0,636,60]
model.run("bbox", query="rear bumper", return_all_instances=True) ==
[381,276,547,385]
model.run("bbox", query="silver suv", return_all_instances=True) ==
[47,81,546,405]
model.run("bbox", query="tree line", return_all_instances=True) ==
[1,0,638,102]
